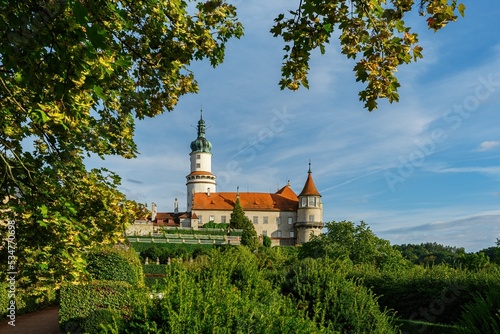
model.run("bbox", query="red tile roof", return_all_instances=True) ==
[153,212,192,226]
[192,185,298,211]
[299,172,321,197]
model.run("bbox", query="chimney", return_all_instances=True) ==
[207,188,211,197]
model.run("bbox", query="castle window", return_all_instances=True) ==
[277,230,282,238]
[287,217,292,224]
[309,215,315,222]
[309,197,316,207]
[196,163,201,168]
[221,216,226,223]
[301,197,307,207]
[196,154,201,159]
[253,216,258,224]
[199,216,203,224]
[263,216,268,224]
[262,230,267,236]
[276,217,281,224]
[289,231,295,238]
[209,215,214,222]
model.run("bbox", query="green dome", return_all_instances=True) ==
[190,116,212,153]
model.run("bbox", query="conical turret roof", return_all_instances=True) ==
[299,163,321,197]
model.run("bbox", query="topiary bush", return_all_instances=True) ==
[0,283,58,319]
[59,280,146,333]
[86,246,144,286]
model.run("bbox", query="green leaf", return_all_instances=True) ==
[395,20,405,33]
[93,85,106,100]
[87,25,107,49]
[458,3,466,17]
[73,1,88,25]
[40,204,48,217]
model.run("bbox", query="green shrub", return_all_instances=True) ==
[125,248,322,333]
[281,257,398,333]
[0,282,9,319]
[263,235,272,247]
[202,221,229,230]
[352,264,500,325]
[143,264,169,275]
[454,287,500,334]
[86,246,144,286]
[59,280,146,333]
[0,283,58,319]
[139,244,214,264]
[79,308,123,334]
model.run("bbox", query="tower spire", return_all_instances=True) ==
[308,159,311,173]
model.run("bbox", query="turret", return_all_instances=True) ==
[186,111,216,211]
[295,162,324,244]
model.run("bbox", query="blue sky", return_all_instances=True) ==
[87,0,500,252]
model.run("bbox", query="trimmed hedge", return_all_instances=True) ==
[59,280,146,333]
[86,246,144,286]
[350,264,500,325]
[0,282,9,319]
[136,244,214,264]
[0,282,57,319]
[130,242,215,254]
[143,264,169,275]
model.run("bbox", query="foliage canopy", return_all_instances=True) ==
[0,0,468,287]
[300,220,408,269]
[0,0,242,286]
[272,0,466,110]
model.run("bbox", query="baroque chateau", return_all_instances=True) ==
[148,113,324,246]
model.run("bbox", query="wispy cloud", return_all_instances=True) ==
[381,214,500,251]
[476,141,500,152]
[428,165,500,175]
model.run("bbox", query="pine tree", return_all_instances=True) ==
[230,198,259,250]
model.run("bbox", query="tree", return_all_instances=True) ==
[230,198,259,250]
[0,0,243,286]
[299,220,408,269]
[271,0,465,110]
[395,242,466,266]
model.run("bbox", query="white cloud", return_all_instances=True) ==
[427,165,500,175]
[476,140,500,152]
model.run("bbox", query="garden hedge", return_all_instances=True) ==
[0,282,57,319]
[59,280,146,333]
[86,246,144,286]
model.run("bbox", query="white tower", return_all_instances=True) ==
[186,112,216,211]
